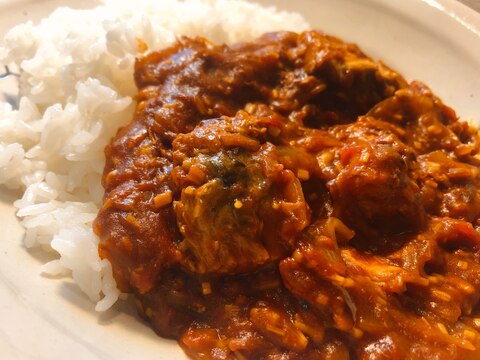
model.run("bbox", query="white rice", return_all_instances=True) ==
[0,0,309,311]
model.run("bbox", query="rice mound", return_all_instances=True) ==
[0,0,309,311]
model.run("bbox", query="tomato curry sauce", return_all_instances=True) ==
[94,31,480,359]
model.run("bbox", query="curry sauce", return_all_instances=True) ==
[94,31,480,359]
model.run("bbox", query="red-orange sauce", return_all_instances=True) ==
[94,31,480,359]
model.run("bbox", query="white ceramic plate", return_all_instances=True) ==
[1,0,479,359]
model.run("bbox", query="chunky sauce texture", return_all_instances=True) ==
[93,31,480,359]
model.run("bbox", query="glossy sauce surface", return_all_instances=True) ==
[94,31,480,359]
